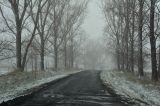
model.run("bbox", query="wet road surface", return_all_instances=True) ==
[1,70,131,106]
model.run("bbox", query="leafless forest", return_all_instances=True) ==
[0,0,160,80]
[0,0,88,71]
[0,0,160,105]
[102,0,160,81]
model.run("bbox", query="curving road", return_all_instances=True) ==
[1,70,131,106]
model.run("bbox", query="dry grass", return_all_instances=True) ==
[115,70,160,87]
[0,70,54,93]
[0,69,80,96]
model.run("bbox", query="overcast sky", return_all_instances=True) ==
[82,0,105,40]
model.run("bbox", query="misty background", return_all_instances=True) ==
[0,0,115,74]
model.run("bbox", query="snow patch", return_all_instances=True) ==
[0,70,81,104]
[100,70,160,106]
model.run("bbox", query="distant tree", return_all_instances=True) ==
[48,0,88,70]
[35,0,52,71]
[0,0,49,71]
[150,0,158,81]
[130,0,136,72]
[0,0,31,70]
[158,45,160,78]
[138,0,145,77]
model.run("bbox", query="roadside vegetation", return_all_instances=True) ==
[101,70,160,106]
[0,69,81,103]
[101,0,160,105]
[0,0,88,72]
[0,0,88,103]
[101,0,160,81]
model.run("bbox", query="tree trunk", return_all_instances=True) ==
[31,56,34,71]
[150,0,158,81]
[54,49,58,70]
[125,0,130,71]
[21,21,38,71]
[121,46,125,70]
[138,0,144,77]
[64,36,67,69]
[158,45,160,78]
[116,49,120,70]
[150,39,158,81]
[13,1,23,71]
[130,0,135,73]
[40,36,45,71]
[35,55,38,71]
[54,37,58,71]
[71,38,74,68]
[16,30,22,71]
[116,36,120,70]
[120,11,124,70]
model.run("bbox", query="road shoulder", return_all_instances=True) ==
[100,70,159,106]
[0,70,82,104]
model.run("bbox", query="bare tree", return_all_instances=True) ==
[138,0,145,77]
[62,1,87,69]
[47,0,87,70]
[49,0,69,70]
[35,0,52,71]
[150,0,158,81]
[0,0,49,71]
[158,45,160,78]
[0,0,31,70]
[130,0,136,72]
[102,0,126,70]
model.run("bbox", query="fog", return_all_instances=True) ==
[0,0,160,105]
[83,0,105,40]
[0,0,115,72]
[80,0,115,70]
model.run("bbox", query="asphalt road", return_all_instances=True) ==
[1,70,131,106]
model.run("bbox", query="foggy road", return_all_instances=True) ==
[1,71,130,106]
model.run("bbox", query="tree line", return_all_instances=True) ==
[102,0,160,81]
[0,0,88,71]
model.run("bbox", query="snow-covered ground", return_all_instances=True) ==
[100,70,160,106]
[0,70,81,104]
[0,67,13,76]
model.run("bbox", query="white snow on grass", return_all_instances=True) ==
[100,70,160,106]
[0,70,81,104]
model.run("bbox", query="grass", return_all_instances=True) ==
[0,70,56,93]
[115,70,160,87]
[102,70,160,106]
[0,69,79,93]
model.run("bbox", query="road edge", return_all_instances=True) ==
[99,70,151,106]
[0,71,82,106]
